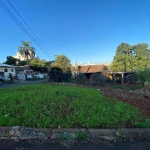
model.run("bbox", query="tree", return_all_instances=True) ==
[48,67,63,82]
[5,56,18,65]
[4,56,28,66]
[49,55,72,82]
[110,42,150,72]
[45,61,54,71]
[17,60,28,66]
[51,55,71,73]
[18,41,35,66]
[29,58,47,72]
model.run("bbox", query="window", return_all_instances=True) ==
[11,69,14,72]
[4,69,8,72]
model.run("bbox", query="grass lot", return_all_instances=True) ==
[0,84,150,128]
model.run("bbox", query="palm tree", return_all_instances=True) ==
[18,41,35,66]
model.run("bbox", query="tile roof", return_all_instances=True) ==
[78,65,109,73]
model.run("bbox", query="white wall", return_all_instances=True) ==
[0,67,16,80]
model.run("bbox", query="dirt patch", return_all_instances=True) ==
[100,86,150,118]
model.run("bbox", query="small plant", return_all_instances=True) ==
[57,133,73,141]
[143,80,150,98]
[76,132,89,141]
[1,132,10,138]
[116,130,126,141]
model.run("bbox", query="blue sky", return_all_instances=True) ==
[0,0,150,65]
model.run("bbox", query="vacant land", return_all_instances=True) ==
[100,84,150,118]
[0,84,150,128]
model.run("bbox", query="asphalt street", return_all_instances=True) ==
[1,139,150,150]
[0,80,44,89]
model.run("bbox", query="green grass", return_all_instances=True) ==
[0,84,150,128]
[4,80,14,84]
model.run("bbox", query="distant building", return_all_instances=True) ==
[13,52,38,61]
[78,64,110,80]
[83,62,94,66]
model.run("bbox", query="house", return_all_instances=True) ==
[0,64,16,80]
[78,64,110,80]
[15,66,33,75]
[15,66,45,80]
[15,66,34,80]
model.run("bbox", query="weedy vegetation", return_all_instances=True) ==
[0,84,150,128]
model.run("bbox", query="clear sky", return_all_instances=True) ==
[0,0,150,65]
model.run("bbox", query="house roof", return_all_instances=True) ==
[15,66,33,71]
[78,64,110,73]
[0,64,16,68]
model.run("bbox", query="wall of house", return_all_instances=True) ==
[17,70,25,75]
[0,67,16,80]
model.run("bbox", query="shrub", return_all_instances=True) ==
[48,67,72,82]
[90,73,107,86]
[135,68,150,86]
[75,74,86,85]
[143,80,150,98]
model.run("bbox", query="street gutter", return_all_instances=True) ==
[0,126,150,141]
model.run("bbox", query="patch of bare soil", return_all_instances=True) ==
[100,86,150,118]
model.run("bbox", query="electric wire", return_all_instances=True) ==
[6,0,54,58]
[0,0,54,60]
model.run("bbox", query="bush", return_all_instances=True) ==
[48,67,72,82]
[75,74,86,85]
[143,80,150,98]
[135,68,150,86]
[90,73,107,86]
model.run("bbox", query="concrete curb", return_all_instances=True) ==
[0,126,150,141]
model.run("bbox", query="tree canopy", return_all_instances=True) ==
[51,55,71,73]
[4,56,18,65]
[18,41,35,65]
[4,56,27,66]
[29,58,46,72]
[110,43,150,72]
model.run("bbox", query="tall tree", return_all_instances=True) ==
[52,55,71,73]
[18,41,35,66]
[110,43,150,72]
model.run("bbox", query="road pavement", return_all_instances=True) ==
[0,80,44,88]
[0,139,150,150]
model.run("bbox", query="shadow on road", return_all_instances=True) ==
[0,139,150,150]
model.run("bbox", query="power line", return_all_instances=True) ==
[6,0,54,58]
[0,0,53,59]
[0,0,54,60]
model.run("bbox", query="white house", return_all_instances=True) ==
[0,64,16,80]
